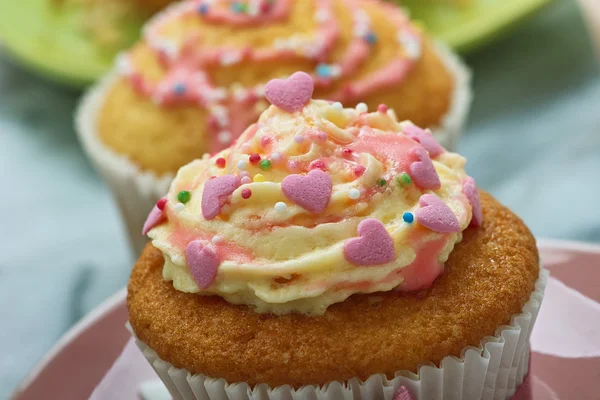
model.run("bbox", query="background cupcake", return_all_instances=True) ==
[128,75,544,399]
[77,0,471,253]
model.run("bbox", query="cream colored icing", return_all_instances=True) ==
[148,100,474,315]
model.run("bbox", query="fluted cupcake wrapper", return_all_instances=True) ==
[129,268,546,400]
[75,43,472,256]
[75,71,174,254]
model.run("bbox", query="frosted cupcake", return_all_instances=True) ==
[76,0,471,253]
[127,73,544,399]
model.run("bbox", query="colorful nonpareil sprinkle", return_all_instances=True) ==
[377,104,388,113]
[348,188,361,199]
[249,153,261,164]
[241,188,252,199]
[274,201,287,212]
[253,173,265,182]
[215,157,226,168]
[177,190,191,203]
[397,173,412,186]
[403,211,414,223]
[260,159,272,170]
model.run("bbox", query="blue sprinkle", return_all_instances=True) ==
[403,212,414,224]
[364,32,378,45]
[315,63,332,78]
[174,83,186,95]
[198,3,209,15]
[230,2,245,13]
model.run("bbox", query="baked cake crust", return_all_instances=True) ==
[128,192,539,388]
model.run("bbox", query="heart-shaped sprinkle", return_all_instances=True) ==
[185,240,219,290]
[462,177,482,227]
[393,386,415,400]
[344,218,396,266]
[281,169,332,213]
[415,194,461,233]
[408,146,440,190]
[201,174,241,220]
[141,198,167,235]
[264,71,314,113]
[404,124,444,158]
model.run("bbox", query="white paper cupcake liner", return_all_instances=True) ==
[75,72,174,254]
[129,267,546,400]
[75,44,471,256]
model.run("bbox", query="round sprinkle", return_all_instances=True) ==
[198,3,209,15]
[342,148,353,156]
[397,173,412,186]
[316,63,333,78]
[403,212,415,223]
[215,157,226,168]
[156,198,167,210]
[355,102,368,113]
[260,159,272,171]
[354,165,366,177]
[274,202,287,212]
[217,131,232,144]
[173,203,185,212]
[249,153,261,164]
[316,131,328,141]
[241,188,252,199]
[294,134,305,144]
[237,160,248,170]
[240,170,250,177]
[331,102,343,112]
[241,176,252,184]
[377,104,388,113]
[377,178,387,187]
[211,235,223,245]
[364,32,378,45]
[271,152,282,162]
[348,188,361,200]
[173,83,186,95]
[253,174,265,182]
[177,190,191,204]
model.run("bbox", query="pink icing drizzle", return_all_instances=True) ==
[120,0,422,153]
[397,236,448,291]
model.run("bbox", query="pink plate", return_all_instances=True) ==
[11,239,600,400]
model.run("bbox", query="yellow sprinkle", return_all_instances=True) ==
[253,174,265,182]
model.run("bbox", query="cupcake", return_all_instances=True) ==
[127,73,544,400]
[76,0,472,254]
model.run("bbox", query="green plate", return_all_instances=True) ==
[0,0,552,88]
[0,0,142,88]
[400,0,554,53]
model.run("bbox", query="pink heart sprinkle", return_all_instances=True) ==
[393,386,416,400]
[264,71,314,113]
[201,174,241,220]
[408,146,441,190]
[462,177,483,227]
[185,240,219,290]
[282,169,332,213]
[141,198,167,235]
[415,194,461,233]
[344,218,396,266]
[404,124,445,158]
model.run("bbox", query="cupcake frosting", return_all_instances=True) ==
[117,0,425,153]
[145,72,481,315]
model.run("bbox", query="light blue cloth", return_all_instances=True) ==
[0,0,598,397]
